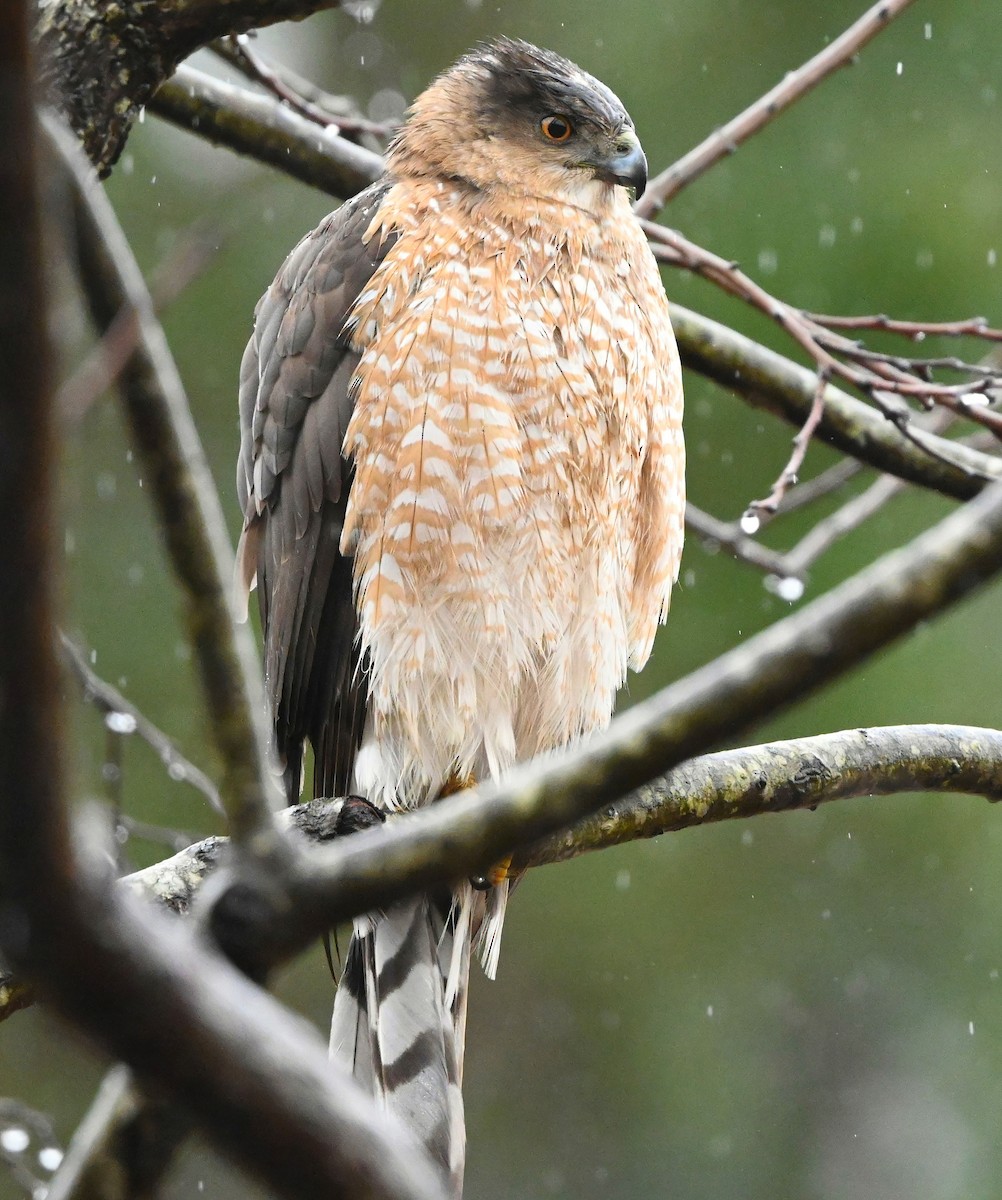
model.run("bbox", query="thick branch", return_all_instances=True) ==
[245,480,1002,968]
[151,65,383,198]
[524,725,1002,864]
[6,722,1001,1024]
[47,116,279,846]
[671,304,1002,500]
[35,0,341,175]
[3,51,442,1200]
[145,75,1002,502]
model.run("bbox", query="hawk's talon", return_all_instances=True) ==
[470,855,512,891]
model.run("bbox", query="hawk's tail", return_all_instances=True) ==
[330,889,471,1197]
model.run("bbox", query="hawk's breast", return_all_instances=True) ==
[341,179,684,806]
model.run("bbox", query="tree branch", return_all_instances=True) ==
[524,725,1002,864]
[4,68,444,1200]
[46,115,279,847]
[59,631,223,815]
[6,721,1001,1025]
[35,0,342,175]
[671,304,1002,500]
[636,0,919,217]
[253,480,1002,967]
[144,71,1002,503]
[151,64,383,198]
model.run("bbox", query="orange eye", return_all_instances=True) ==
[540,114,574,143]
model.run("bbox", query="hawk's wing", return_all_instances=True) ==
[236,180,394,802]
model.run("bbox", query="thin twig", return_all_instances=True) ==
[744,369,829,527]
[776,457,863,513]
[650,228,1002,447]
[670,303,1002,498]
[636,0,918,216]
[215,35,394,138]
[780,472,906,579]
[59,632,222,813]
[685,503,791,576]
[804,311,1002,342]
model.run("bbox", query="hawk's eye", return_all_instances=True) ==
[540,114,574,143]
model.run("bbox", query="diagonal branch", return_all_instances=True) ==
[151,63,383,198]
[5,721,1002,1026]
[524,724,1002,864]
[671,304,1002,500]
[636,0,919,217]
[46,115,280,847]
[146,70,1002,503]
[192,481,1002,973]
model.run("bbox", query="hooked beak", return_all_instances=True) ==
[588,130,648,195]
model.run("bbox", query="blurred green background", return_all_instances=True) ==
[5,1,1002,1197]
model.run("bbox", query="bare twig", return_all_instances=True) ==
[60,632,222,814]
[145,53,1002,500]
[745,369,829,528]
[804,311,1002,342]
[0,1098,62,1197]
[780,472,906,579]
[685,503,791,576]
[215,35,394,138]
[45,1068,186,1200]
[671,304,1002,498]
[636,0,919,217]
[46,114,280,847]
[650,226,1002,444]
[777,457,864,513]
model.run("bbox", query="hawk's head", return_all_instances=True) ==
[387,38,647,212]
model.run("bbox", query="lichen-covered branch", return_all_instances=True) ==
[35,0,341,175]
[257,480,1002,967]
[5,723,1001,1025]
[524,724,1002,865]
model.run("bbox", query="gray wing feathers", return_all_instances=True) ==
[236,181,394,800]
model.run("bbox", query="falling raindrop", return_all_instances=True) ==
[0,1127,30,1154]
[38,1146,63,1171]
[105,711,138,735]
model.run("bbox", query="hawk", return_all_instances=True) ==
[236,37,684,1196]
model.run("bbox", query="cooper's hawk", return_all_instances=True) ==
[237,37,684,1196]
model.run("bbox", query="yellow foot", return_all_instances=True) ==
[470,854,512,892]
[438,772,476,798]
